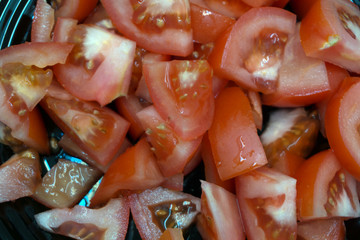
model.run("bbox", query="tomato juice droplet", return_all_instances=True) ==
[149,199,197,231]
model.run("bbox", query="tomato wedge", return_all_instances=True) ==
[297,218,345,240]
[35,197,130,240]
[325,77,360,180]
[31,0,55,42]
[53,22,136,106]
[129,187,201,240]
[300,0,360,73]
[208,87,267,180]
[137,105,202,177]
[296,149,360,221]
[90,138,164,207]
[0,150,41,203]
[102,0,193,56]
[197,180,245,240]
[32,159,101,208]
[143,60,214,140]
[41,82,130,167]
[208,7,296,93]
[235,167,297,240]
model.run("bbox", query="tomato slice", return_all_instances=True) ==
[262,24,331,107]
[53,23,136,106]
[296,149,360,221]
[0,150,41,203]
[32,159,101,208]
[271,151,305,178]
[300,0,360,73]
[90,138,164,207]
[297,218,345,240]
[208,7,296,93]
[143,60,214,140]
[208,87,267,180]
[52,0,99,21]
[197,180,245,240]
[190,2,235,44]
[31,0,55,42]
[35,197,130,240]
[235,167,297,240]
[325,77,360,180]
[241,0,289,7]
[129,187,201,240]
[102,0,193,56]
[137,105,202,177]
[40,82,130,167]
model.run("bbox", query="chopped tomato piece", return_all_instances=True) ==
[0,150,41,203]
[201,134,235,193]
[31,0,55,42]
[208,7,296,93]
[35,197,130,240]
[208,87,268,180]
[129,187,201,240]
[190,2,236,44]
[242,0,289,8]
[272,151,305,178]
[235,167,297,240]
[137,105,202,177]
[245,90,263,130]
[102,0,193,56]
[53,23,136,106]
[41,82,130,167]
[295,149,360,221]
[325,77,360,180]
[58,134,132,173]
[197,180,245,240]
[300,0,360,73]
[262,24,331,107]
[90,138,164,207]
[0,42,73,68]
[260,108,319,167]
[32,159,101,208]
[297,218,345,240]
[143,60,214,140]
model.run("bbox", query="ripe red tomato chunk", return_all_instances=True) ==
[235,167,297,240]
[296,150,360,221]
[208,7,296,93]
[143,60,214,140]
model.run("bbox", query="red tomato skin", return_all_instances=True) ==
[208,87,268,180]
[159,228,184,240]
[325,77,360,180]
[31,0,54,42]
[202,0,251,18]
[190,3,236,44]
